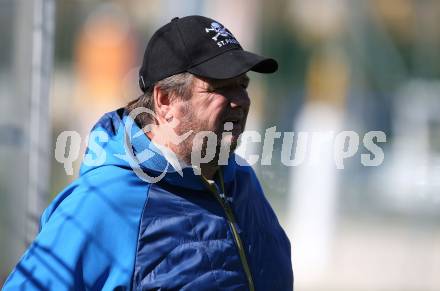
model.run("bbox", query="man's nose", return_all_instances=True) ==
[229,91,250,109]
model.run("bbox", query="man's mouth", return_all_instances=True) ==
[223,118,242,130]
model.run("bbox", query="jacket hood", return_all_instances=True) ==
[79,108,238,190]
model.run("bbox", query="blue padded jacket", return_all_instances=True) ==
[3,109,293,290]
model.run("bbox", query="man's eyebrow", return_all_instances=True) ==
[207,75,249,90]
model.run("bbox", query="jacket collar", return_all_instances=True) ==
[121,110,237,191]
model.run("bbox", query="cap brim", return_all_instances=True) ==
[187,50,278,80]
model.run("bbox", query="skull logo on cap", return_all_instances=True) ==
[205,22,234,41]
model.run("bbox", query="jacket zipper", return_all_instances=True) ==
[201,171,256,291]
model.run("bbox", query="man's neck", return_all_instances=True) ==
[200,164,219,180]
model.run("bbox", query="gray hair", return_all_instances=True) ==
[126,72,194,127]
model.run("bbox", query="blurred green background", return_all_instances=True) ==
[1,0,440,290]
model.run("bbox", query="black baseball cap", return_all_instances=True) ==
[139,15,278,92]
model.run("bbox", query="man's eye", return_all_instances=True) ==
[208,86,224,93]
[207,84,247,92]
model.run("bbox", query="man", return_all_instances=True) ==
[3,15,293,290]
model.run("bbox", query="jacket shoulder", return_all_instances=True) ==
[4,166,149,290]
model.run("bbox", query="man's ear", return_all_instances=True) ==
[153,86,171,122]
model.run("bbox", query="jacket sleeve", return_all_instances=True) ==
[2,170,149,291]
